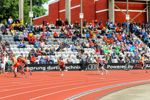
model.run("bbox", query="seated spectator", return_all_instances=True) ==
[49,57,54,64]
[30,55,37,64]
[53,31,59,38]
[28,32,36,44]
[40,32,46,41]
[5,41,10,47]
[39,56,46,64]
[40,48,46,55]
[18,41,26,48]
[14,34,20,41]
[40,41,45,48]
[36,49,42,55]
[34,40,40,48]
[45,49,50,55]
[85,31,90,38]
[44,56,49,64]
[23,30,28,41]
[49,49,55,55]
[72,34,77,42]
[46,31,50,39]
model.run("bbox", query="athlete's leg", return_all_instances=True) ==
[26,67,32,75]
[96,63,101,74]
[60,66,65,76]
[102,64,108,75]
[12,67,17,77]
[143,62,148,73]
[1,64,5,74]
[28,68,32,75]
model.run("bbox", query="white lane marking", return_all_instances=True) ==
[0,79,118,100]
[30,80,123,100]
[65,80,150,100]
[0,78,77,89]
[30,78,136,100]
[0,79,86,93]
[30,79,150,100]
[0,78,53,86]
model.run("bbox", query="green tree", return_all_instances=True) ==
[24,0,48,23]
[0,0,19,23]
[0,0,48,23]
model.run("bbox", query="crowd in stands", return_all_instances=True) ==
[0,17,150,65]
[131,23,150,47]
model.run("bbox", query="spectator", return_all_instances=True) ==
[39,56,46,64]
[18,41,26,48]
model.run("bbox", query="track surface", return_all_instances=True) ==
[0,70,150,100]
[100,84,150,100]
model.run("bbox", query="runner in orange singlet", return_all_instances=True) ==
[12,55,20,77]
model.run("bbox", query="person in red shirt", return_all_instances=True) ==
[30,56,36,64]
[11,55,31,78]
[53,31,58,38]
[57,57,65,76]
[11,55,24,77]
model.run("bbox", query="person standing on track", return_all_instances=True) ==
[141,54,148,73]
[80,49,87,71]
[125,54,130,71]
[58,57,65,76]
[1,54,8,73]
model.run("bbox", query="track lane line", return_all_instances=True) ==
[0,79,90,93]
[0,70,149,99]
[65,80,150,100]
[0,78,87,89]
[0,79,120,99]
[29,77,148,100]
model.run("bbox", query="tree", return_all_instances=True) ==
[0,0,48,23]
[0,0,19,23]
[24,0,48,23]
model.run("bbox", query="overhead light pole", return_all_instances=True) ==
[19,0,24,22]
[29,0,33,25]
[80,0,83,35]
[146,1,149,23]
[126,0,130,36]
[65,0,71,24]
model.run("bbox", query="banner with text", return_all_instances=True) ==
[28,62,150,71]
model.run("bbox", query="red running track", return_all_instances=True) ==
[0,70,150,100]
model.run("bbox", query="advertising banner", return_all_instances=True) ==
[28,62,150,71]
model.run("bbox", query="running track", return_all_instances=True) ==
[0,70,150,100]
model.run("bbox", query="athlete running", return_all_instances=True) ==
[19,56,32,76]
[141,54,148,73]
[95,57,108,75]
[58,57,65,76]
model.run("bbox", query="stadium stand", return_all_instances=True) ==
[0,20,150,65]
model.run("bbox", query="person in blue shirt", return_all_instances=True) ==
[18,41,26,48]
[34,40,40,48]
[39,56,46,64]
